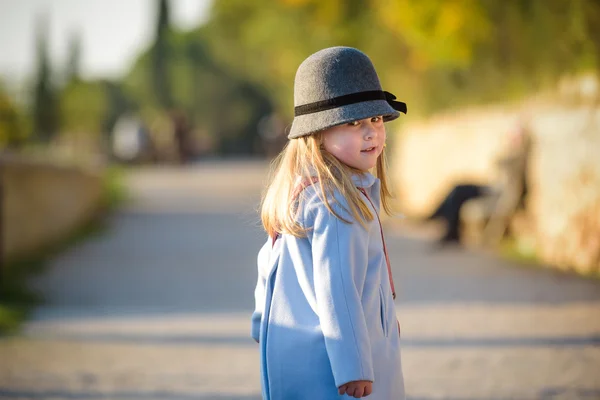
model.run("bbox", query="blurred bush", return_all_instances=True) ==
[0,84,28,148]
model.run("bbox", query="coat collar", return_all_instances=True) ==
[351,171,377,189]
[300,167,378,189]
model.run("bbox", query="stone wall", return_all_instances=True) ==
[530,108,600,274]
[1,154,104,261]
[391,102,600,274]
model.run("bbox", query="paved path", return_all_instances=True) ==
[1,160,599,400]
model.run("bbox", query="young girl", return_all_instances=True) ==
[252,46,407,399]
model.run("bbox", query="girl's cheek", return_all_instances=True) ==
[338,147,354,161]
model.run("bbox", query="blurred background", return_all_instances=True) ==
[1,0,599,161]
[1,1,600,399]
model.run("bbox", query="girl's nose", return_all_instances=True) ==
[364,123,376,141]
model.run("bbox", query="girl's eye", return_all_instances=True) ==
[348,121,360,127]
[372,116,382,123]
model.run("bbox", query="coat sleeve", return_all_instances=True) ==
[305,193,374,387]
[251,238,271,343]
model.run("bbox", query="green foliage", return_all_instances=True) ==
[101,165,128,209]
[0,246,47,335]
[0,84,28,148]
[60,80,108,136]
[201,0,600,118]
[374,0,491,69]
[0,305,26,335]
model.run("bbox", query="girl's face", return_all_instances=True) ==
[322,116,386,171]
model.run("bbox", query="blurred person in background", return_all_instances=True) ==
[170,109,195,164]
[426,116,532,245]
[111,113,155,164]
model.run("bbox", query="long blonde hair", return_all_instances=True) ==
[260,132,394,238]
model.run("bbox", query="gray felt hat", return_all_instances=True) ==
[288,46,407,139]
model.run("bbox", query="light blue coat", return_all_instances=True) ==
[252,172,405,400]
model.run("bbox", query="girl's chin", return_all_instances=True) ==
[335,154,378,171]
[351,162,377,171]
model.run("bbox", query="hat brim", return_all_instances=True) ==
[288,100,400,139]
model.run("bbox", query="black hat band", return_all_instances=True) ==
[294,90,407,117]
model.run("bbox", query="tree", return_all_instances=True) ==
[31,14,59,143]
[152,0,174,109]
[65,29,82,83]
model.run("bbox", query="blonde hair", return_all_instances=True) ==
[260,131,394,238]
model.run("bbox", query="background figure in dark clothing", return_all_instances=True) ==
[171,109,194,164]
[426,117,532,245]
[427,184,491,243]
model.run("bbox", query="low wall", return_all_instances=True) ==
[391,102,600,275]
[531,108,600,274]
[1,154,104,261]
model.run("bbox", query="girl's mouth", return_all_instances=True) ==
[361,146,376,153]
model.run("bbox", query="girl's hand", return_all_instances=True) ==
[338,380,373,398]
